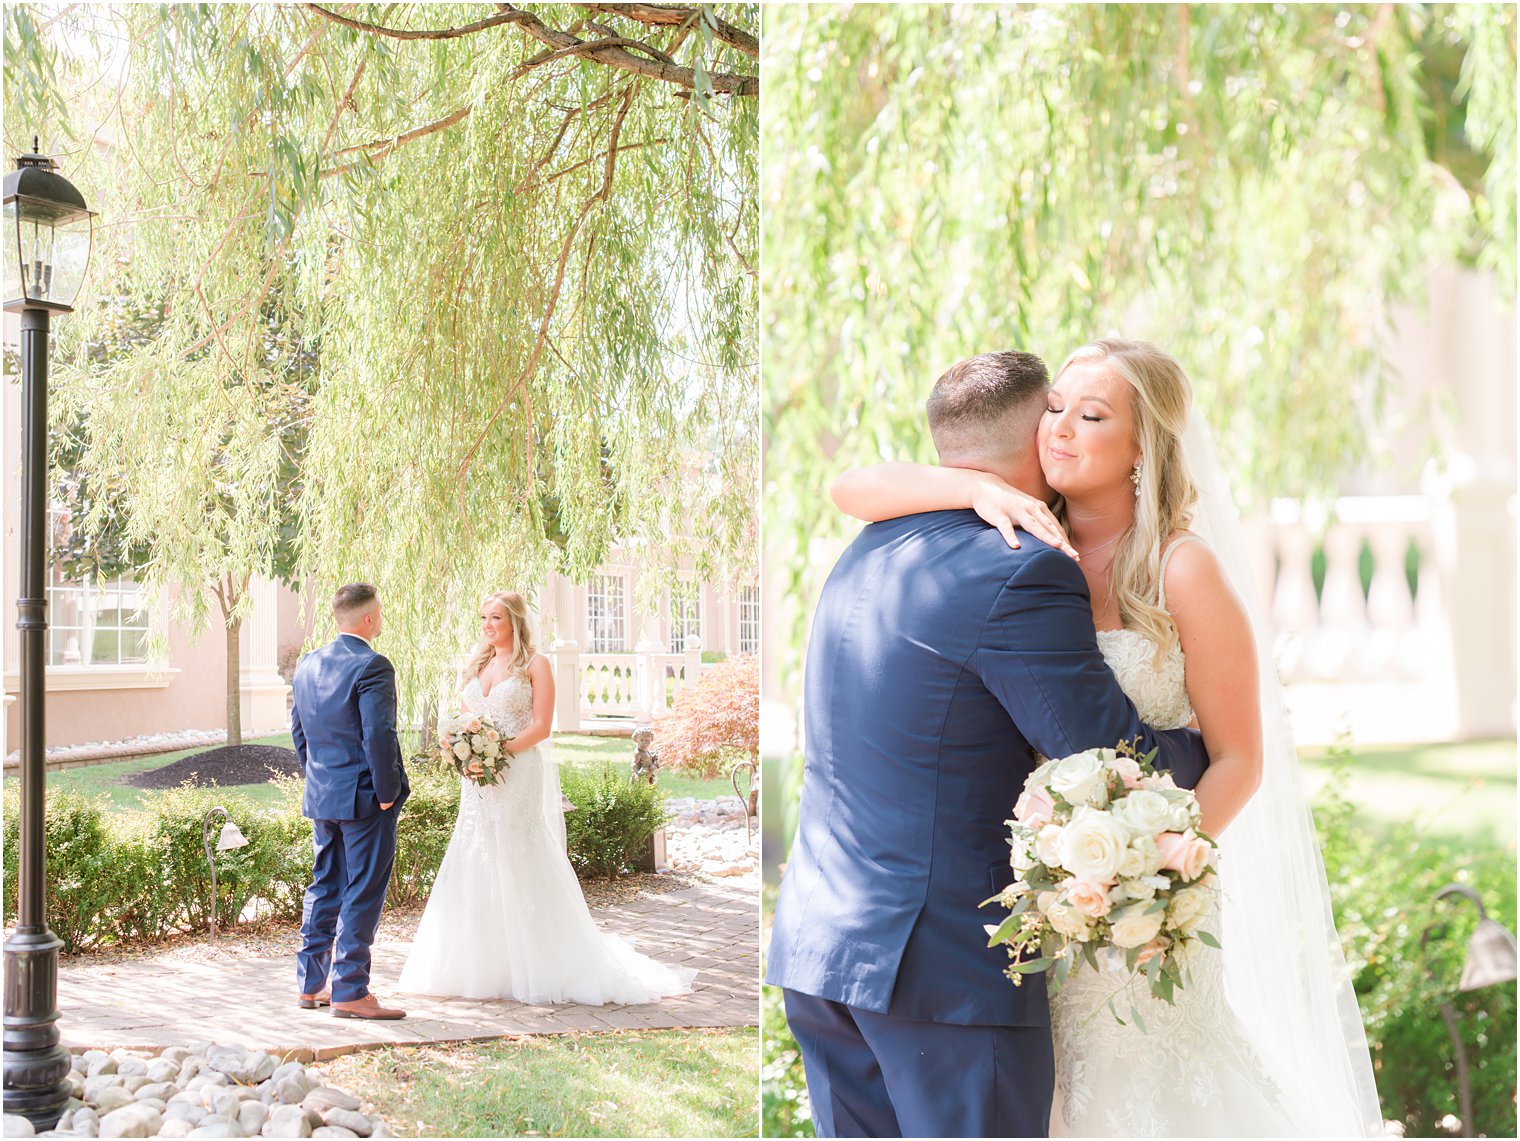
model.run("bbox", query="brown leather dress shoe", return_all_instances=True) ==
[331,994,406,1020]
[298,989,332,1009]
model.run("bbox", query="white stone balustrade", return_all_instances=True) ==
[1248,487,1514,742]
[551,638,710,731]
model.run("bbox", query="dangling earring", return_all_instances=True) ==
[1131,459,1143,498]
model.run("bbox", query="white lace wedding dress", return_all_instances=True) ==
[396,672,697,1004]
[1048,539,1319,1137]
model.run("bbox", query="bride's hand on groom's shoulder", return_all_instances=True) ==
[969,477,1075,558]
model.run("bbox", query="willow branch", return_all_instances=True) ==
[323,103,473,179]
[577,3,758,58]
[303,3,529,40]
[497,4,757,96]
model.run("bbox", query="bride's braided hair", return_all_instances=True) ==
[462,590,538,686]
[1053,339,1198,662]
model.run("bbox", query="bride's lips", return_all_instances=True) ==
[1046,447,1078,462]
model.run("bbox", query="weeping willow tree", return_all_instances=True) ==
[764,2,1514,707]
[4,2,758,722]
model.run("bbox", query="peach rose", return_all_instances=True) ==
[1014,785,1056,827]
[466,717,482,733]
[1141,771,1178,791]
[1113,754,1144,789]
[1066,880,1113,919]
[1156,830,1211,882]
[1136,937,1168,968]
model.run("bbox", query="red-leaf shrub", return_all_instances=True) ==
[654,654,759,779]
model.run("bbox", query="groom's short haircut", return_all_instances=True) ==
[332,582,378,622]
[926,351,1049,462]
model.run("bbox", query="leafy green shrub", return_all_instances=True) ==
[389,754,462,907]
[561,764,671,880]
[1316,766,1517,1138]
[3,748,668,952]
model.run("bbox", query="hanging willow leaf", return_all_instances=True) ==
[7,3,758,718]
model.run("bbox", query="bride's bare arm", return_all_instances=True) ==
[506,654,556,754]
[1164,541,1263,836]
[830,462,1074,556]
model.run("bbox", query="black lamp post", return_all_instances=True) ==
[2,139,95,1130]
[1420,883,1519,1138]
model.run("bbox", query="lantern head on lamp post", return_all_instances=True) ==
[2,139,94,1131]
[3,138,95,313]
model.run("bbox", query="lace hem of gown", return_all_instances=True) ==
[396,673,696,1005]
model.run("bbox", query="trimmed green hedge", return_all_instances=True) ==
[2,754,670,952]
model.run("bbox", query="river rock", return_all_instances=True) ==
[114,1059,149,1080]
[97,1103,162,1139]
[271,1073,315,1107]
[237,1101,269,1135]
[93,1087,136,1115]
[310,1128,356,1139]
[135,1082,177,1104]
[262,1105,311,1138]
[158,1122,196,1139]
[300,1090,359,1116]
[318,1109,370,1137]
[145,1059,181,1085]
[85,1056,118,1080]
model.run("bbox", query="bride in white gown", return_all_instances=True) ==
[398,590,696,1005]
[832,339,1382,1136]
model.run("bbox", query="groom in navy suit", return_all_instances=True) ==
[290,583,411,1020]
[766,352,1211,1137]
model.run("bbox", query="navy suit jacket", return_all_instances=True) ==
[289,634,410,821]
[766,510,1210,1027]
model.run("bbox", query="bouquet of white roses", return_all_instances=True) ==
[984,741,1220,1008]
[438,710,511,786]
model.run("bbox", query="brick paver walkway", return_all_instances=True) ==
[55,880,756,1060]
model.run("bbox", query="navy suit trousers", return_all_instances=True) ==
[297,809,398,1002]
[784,989,1055,1138]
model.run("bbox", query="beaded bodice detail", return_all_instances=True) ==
[463,671,535,738]
[1094,630,1193,731]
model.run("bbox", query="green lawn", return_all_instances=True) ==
[320,1028,758,1138]
[8,732,733,813]
[1299,737,1516,846]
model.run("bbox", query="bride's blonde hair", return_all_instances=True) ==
[1054,339,1198,657]
[462,591,537,685]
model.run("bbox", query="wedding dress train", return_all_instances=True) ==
[397,672,696,1004]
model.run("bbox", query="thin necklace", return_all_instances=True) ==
[1076,533,1123,560]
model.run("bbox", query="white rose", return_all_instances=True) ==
[1166,801,1195,832]
[1167,884,1215,935]
[1109,902,1166,949]
[1034,824,1065,869]
[1110,790,1175,839]
[452,740,472,761]
[471,738,486,755]
[1049,751,1108,806]
[1116,876,1156,902]
[484,740,501,759]
[1129,835,1164,877]
[1047,901,1093,940]
[1056,808,1129,885]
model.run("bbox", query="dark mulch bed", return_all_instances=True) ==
[123,744,301,789]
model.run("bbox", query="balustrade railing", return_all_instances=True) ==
[552,639,710,729]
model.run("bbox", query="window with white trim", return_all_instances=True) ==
[586,574,628,653]
[47,509,151,667]
[738,584,759,655]
[670,581,702,653]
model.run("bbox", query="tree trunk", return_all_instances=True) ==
[213,573,249,748]
[225,612,242,748]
